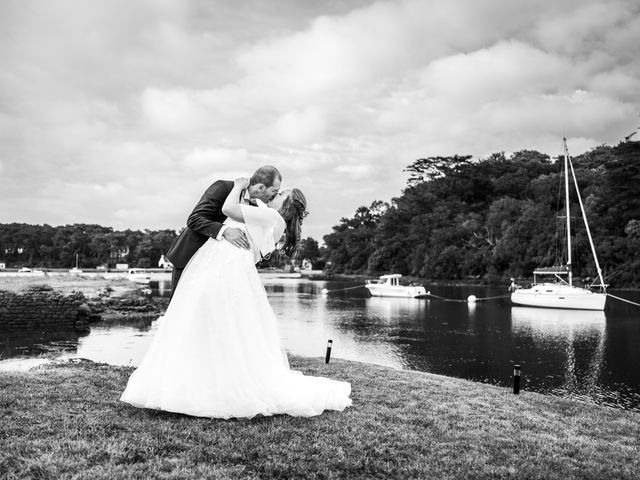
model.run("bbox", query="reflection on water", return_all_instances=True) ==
[264,282,409,370]
[1,277,640,411]
[511,307,608,405]
[0,328,79,359]
[70,319,159,366]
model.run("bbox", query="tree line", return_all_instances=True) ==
[0,222,322,271]
[3,140,637,284]
[323,141,640,287]
[0,224,178,269]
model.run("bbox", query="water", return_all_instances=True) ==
[1,277,640,412]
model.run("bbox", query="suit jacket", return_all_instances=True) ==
[166,180,234,269]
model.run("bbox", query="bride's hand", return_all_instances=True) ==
[234,177,250,188]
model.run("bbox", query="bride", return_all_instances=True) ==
[120,177,352,419]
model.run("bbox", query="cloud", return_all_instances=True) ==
[418,41,579,105]
[533,2,633,55]
[1,0,639,239]
[182,147,249,174]
[141,88,209,134]
[271,108,327,144]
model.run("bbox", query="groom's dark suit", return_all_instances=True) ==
[166,180,235,292]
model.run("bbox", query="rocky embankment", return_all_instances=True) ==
[85,285,170,321]
[0,277,170,335]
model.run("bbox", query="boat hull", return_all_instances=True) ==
[17,270,45,276]
[128,276,151,284]
[511,284,606,310]
[365,285,426,298]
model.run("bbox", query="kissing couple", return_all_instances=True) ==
[120,165,352,419]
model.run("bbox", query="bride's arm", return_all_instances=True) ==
[221,177,249,222]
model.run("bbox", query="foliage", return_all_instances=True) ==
[0,223,177,269]
[297,237,320,263]
[323,141,640,287]
[323,201,389,273]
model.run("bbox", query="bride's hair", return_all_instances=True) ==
[279,188,308,257]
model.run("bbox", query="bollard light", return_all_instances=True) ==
[325,339,333,364]
[513,364,521,394]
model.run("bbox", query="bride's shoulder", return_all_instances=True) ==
[256,200,280,218]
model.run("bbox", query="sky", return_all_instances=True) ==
[1,0,639,242]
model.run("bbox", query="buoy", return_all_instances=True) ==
[467,294,477,304]
[321,288,328,295]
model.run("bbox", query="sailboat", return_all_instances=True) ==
[69,253,83,274]
[510,139,607,310]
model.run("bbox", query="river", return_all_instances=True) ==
[1,276,639,412]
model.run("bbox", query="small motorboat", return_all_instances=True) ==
[127,268,151,284]
[17,267,45,276]
[365,274,426,298]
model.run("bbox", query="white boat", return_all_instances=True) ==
[17,267,45,276]
[127,268,151,284]
[365,274,426,298]
[511,139,607,311]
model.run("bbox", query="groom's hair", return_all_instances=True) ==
[250,165,281,187]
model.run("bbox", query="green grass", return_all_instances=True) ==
[1,357,639,479]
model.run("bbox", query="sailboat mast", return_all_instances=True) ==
[563,138,572,286]
[564,141,607,292]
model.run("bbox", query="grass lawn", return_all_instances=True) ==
[1,356,639,479]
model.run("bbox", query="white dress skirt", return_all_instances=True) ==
[120,207,352,419]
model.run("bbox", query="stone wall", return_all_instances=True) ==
[0,286,86,330]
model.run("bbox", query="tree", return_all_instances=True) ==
[323,201,388,273]
[298,237,320,266]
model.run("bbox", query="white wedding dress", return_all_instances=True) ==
[120,201,352,418]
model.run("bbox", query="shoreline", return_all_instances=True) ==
[1,356,638,479]
[2,274,638,416]
[3,269,640,292]
[1,348,637,416]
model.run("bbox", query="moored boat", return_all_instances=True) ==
[17,267,45,276]
[511,282,606,310]
[511,139,607,310]
[127,268,151,284]
[365,274,426,298]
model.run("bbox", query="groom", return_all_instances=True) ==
[166,165,282,292]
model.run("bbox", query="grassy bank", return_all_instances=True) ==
[1,357,638,479]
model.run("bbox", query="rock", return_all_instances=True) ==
[75,320,90,335]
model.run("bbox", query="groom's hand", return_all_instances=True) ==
[222,228,250,250]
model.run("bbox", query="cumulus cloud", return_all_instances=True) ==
[1,0,639,239]
[271,108,327,144]
[182,147,249,174]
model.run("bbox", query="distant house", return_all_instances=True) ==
[109,246,129,265]
[115,263,129,271]
[158,255,173,270]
